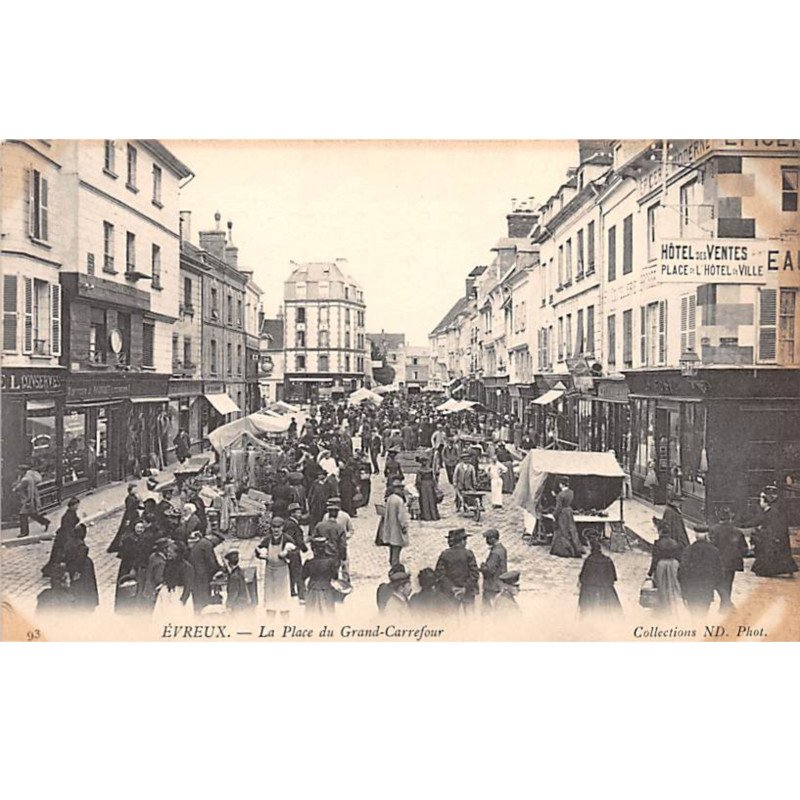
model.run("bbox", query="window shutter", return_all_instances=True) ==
[658,300,667,364]
[3,274,18,352]
[680,295,688,353]
[50,282,61,356]
[26,169,34,238]
[23,276,33,354]
[40,177,49,241]
[640,305,647,365]
[688,294,697,352]
[759,288,777,362]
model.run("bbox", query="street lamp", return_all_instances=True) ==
[679,349,700,377]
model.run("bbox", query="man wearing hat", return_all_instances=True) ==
[376,476,410,566]
[480,529,508,609]
[452,453,476,512]
[108,483,141,553]
[285,502,308,601]
[382,564,413,615]
[314,500,348,567]
[12,463,50,538]
[656,490,690,549]
[189,529,225,612]
[750,485,798,578]
[709,505,748,610]
[435,529,480,611]
[494,571,521,613]
[383,448,404,485]
[677,526,724,618]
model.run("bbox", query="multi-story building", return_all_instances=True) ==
[258,315,285,404]
[243,273,263,415]
[283,259,368,402]
[1,139,193,518]
[403,346,430,391]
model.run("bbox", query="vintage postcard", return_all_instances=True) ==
[2,138,799,643]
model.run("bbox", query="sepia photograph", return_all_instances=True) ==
[1,137,799,642]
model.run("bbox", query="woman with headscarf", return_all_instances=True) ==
[153,541,194,618]
[578,538,623,616]
[63,523,99,612]
[43,497,81,578]
[415,456,440,521]
[115,520,148,613]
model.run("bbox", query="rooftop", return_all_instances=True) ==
[430,296,469,337]
[261,318,284,350]
[287,260,359,287]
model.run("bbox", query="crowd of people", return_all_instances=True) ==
[32,390,797,624]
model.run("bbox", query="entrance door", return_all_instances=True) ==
[654,408,670,505]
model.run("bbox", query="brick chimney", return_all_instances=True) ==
[507,197,538,238]
[465,277,476,300]
[224,220,239,269]
[199,211,227,261]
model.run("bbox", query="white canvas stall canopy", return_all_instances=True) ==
[348,387,384,406]
[268,401,301,415]
[437,398,462,412]
[205,392,241,415]
[208,412,306,453]
[531,389,564,406]
[511,449,624,520]
[373,383,400,395]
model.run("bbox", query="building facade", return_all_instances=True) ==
[283,260,368,402]
[258,316,285,404]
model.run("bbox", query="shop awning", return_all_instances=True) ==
[532,389,564,406]
[130,396,169,404]
[204,392,240,415]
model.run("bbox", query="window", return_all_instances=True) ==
[3,274,17,352]
[318,329,329,348]
[23,278,52,356]
[172,333,180,369]
[50,283,61,357]
[344,286,350,300]
[319,353,329,372]
[680,179,697,236]
[103,222,115,272]
[576,309,584,354]
[548,325,554,369]
[142,322,154,366]
[296,354,306,371]
[237,299,242,327]
[607,314,616,368]
[565,239,573,283]
[318,281,330,298]
[296,330,306,348]
[295,281,307,299]
[608,225,617,282]
[586,305,595,355]
[126,144,138,190]
[183,277,192,308]
[152,164,162,206]
[640,306,647,365]
[296,307,306,324]
[558,317,564,361]
[647,203,659,262]
[151,244,161,289]
[227,294,233,325]
[622,214,633,275]
[622,309,633,368]
[237,344,243,375]
[319,306,329,326]
[680,293,697,356]
[758,288,777,362]
[89,309,106,364]
[226,342,232,375]
[125,232,136,274]
[642,302,665,366]
[104,140,116,175]
[565,314,572,358]
[658,300,667,364]
[183,337,192,369]
[345,308,351,325]
[557,245,564,287]
[28,170,49,242]
[782,166,799,212]
[779,289,797,363]
[576,229,584,278]
[345,354,351,372]
[211,286,219,319]
[587,221,595,273]
[210,339,218,373]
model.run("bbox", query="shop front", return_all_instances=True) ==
[625,369,800,523]
[203,381,241,436]
[1,368,66,522]
[169,378,204,456]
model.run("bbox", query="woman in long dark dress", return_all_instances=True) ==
[751,488,798,577]
[354,450,372,510]
[303,537,339,615]
[42,497,80,578]
[339,459,358,516]
[64,523,99,613]
[115,520,148,613]
[415,460,440,521]
[578,539,622,616]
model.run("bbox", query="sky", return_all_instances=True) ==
[168,140,578,345]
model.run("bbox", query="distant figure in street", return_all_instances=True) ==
[550,477,583,558]
[154,541,194,618]
[415,457,441,521]
[480,529,507,608]
[307,472,331,536]
[381,564,413,615]
[314,500,348,568]
[13,464,50,538]
[657,492,690,549]
[435,528,480,612]
[709,505,748,610]
[284,503,308,601]
[678,526,723,618]
[108,483,140,554]
[452,453,476,512]
[578,539,622,617]
[224,550,252,613]
[441,439,460,485]
[303,534,339,615]
[494,571,522,613]
[173,428,191,464]
[496,443,515,494]
[36,565,75,616]
[486,456,507,509]
[43,497,80,578]
[189,531,225,612]
[383,449,404,485]
[63,523,99,613]
[141,538,171,611]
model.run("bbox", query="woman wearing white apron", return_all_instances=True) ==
[256,516,295,615]
[487,457,507,509]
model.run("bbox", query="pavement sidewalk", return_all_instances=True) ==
[1,461,184,547]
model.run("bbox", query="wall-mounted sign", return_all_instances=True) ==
[657,238,794,284]
[108,328,124,354]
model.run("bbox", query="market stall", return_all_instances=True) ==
[511,449,625,542]
[347,387,384,406]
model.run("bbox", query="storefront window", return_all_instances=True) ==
[63,410,89,485]
[680,403,706,500]
[96,407,108,476]
[634,399,656,477]
[26,401,57,487]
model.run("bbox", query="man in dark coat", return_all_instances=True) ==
[271,470,293,517]
[709,506,749,610]
[43,497,81,577]
[658,493,690,549]
[189,531,224,611]
[307,472,331,536]
[284,503,308,600]
[750,486,798,578]
[224,550,251,612]
[435,528,480,612]
[173,428,191,464]
[314,502,348,567]
[479,529,508,608]
[678,527,723,618]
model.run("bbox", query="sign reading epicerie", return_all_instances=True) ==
[658,239,798,284]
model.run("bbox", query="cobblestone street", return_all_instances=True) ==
[2,470,779,639]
